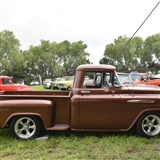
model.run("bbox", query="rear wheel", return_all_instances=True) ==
[136,112,160,138]
[10,116,41,140]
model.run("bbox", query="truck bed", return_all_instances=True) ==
[0,90,72,128]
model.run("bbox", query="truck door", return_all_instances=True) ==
[78,71,122,130]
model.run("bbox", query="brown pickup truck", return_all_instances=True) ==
[0,64,160,139]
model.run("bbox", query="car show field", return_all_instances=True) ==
[0,126,160,159]
[1,1,160,159]
[30,85,50,91]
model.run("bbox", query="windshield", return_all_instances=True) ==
[130,74,141,81]
[118,74,133,84]
[61,76,68,81]
[67,76,74,81]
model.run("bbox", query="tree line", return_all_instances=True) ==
[0,30,160,84]
[100,34,160,73]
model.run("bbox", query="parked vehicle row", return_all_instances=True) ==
[129,73,160,87]
[29,71,160,89]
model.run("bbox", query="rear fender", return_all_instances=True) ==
[0,99,55,129]
[4,113,43,128]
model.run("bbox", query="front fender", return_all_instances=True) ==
[128,108,160,130]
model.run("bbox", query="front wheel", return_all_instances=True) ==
[136,112,160,138]
[10,116,41,140]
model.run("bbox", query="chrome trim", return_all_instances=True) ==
[127,100,155,103]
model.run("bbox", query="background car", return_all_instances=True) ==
[51,77,62,89]
[117,72,133,84]
[56,76,75,90]
[30,81,40,85]
[155,74,160,78]
[43,79,52,89]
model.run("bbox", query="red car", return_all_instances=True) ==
[0,76,32,91]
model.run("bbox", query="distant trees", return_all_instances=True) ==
[0,30,90,84]
[0,30,27,82]
[100,33,160,73]
[142,33,160,71]
[23,40,90,83]
[1,29,159,84]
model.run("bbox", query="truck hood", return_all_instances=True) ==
[126,84,160,94]
[14,84,33,91]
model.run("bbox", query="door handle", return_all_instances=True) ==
[81,91,90,94]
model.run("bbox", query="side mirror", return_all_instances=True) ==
[143,78,147,82]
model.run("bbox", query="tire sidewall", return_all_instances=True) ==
[10,116,41,140]
[136,112,160,138]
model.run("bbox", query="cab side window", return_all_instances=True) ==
[82,71,111,88]
[2,78,12,84]
[82,71,101,88]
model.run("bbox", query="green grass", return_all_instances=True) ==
[29,85,52,91]
[0,129,160,159]
[1,86,160,159]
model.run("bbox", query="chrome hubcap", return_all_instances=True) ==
[14,117,36,139]
[142,115,160,136]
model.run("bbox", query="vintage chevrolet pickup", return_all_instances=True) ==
[0,64,160,139]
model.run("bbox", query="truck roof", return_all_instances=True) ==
[0,76,12,78]
[76,64,116,71]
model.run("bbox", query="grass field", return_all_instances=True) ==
[29,85,53,91]
[0,86,160,159]
[0,129,160,160]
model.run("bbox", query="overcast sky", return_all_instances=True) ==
[1,0,160,64]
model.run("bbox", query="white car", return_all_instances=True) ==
[30,81,40,85]
[43,79,52,89]
[155,74,160,78]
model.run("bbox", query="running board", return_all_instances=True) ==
[46,124,70,131]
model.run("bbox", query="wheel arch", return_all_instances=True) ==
[5,113,44,128]
[135,110,160,138]
[131,109,160,129]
